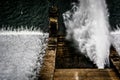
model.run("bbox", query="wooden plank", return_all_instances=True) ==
[55,69,114,72]
[49,37,57,42]
[54,69,118,77]
[54,69,120,80]
[54,77,119,80]
[57,43,65,46]
[54,71,117,77]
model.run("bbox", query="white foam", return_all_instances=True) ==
[0,31,48,35]
[63,0,110,69]
[111,29,120,56]
[0,31,48,80]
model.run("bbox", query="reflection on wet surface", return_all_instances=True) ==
[55,36,96,69]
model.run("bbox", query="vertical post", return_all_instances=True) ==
[39,3,58,80]
[49,5,58,37]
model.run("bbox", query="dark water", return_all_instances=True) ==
[0,0,120,32]
[0,0,49,32]
[106,0,120,30]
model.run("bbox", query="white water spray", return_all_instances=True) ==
[0,27,49,80]
[111,28,120,56]
[63,0,110,69]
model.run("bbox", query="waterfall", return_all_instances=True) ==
[63,0,110,69]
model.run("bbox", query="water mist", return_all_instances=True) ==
[63,0,110,69]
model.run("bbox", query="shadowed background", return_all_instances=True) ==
[0,0,120,33]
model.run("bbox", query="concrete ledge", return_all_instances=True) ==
[110,48,120,76]
[39,37,57,80]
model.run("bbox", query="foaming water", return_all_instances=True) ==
[0,31,45,35]
[111,29,120,56]
[0,29,49,80]
[0,26,46,35]
[63,0,110,69]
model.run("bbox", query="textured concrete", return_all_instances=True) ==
[54,69,120,80]
[110,48,120,76]
[39,37,57,80]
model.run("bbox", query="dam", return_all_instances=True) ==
[39,5,120,80]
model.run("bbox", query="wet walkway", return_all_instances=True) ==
[55,36,95,69]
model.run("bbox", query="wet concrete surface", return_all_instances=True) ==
[55,36,96,69]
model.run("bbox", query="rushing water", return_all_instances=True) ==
[0,0,49,32]
[0,29,48,80]
[63,0,111,69]
[111,29,120,56]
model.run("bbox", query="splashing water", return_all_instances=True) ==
[63,0,110,69]
[0,27,49,80]
[111,28,120,56]
[0,25,42,32]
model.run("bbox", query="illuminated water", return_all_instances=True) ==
[0,29,48,80]
[63,0,110,69]
[111,29,120,56]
